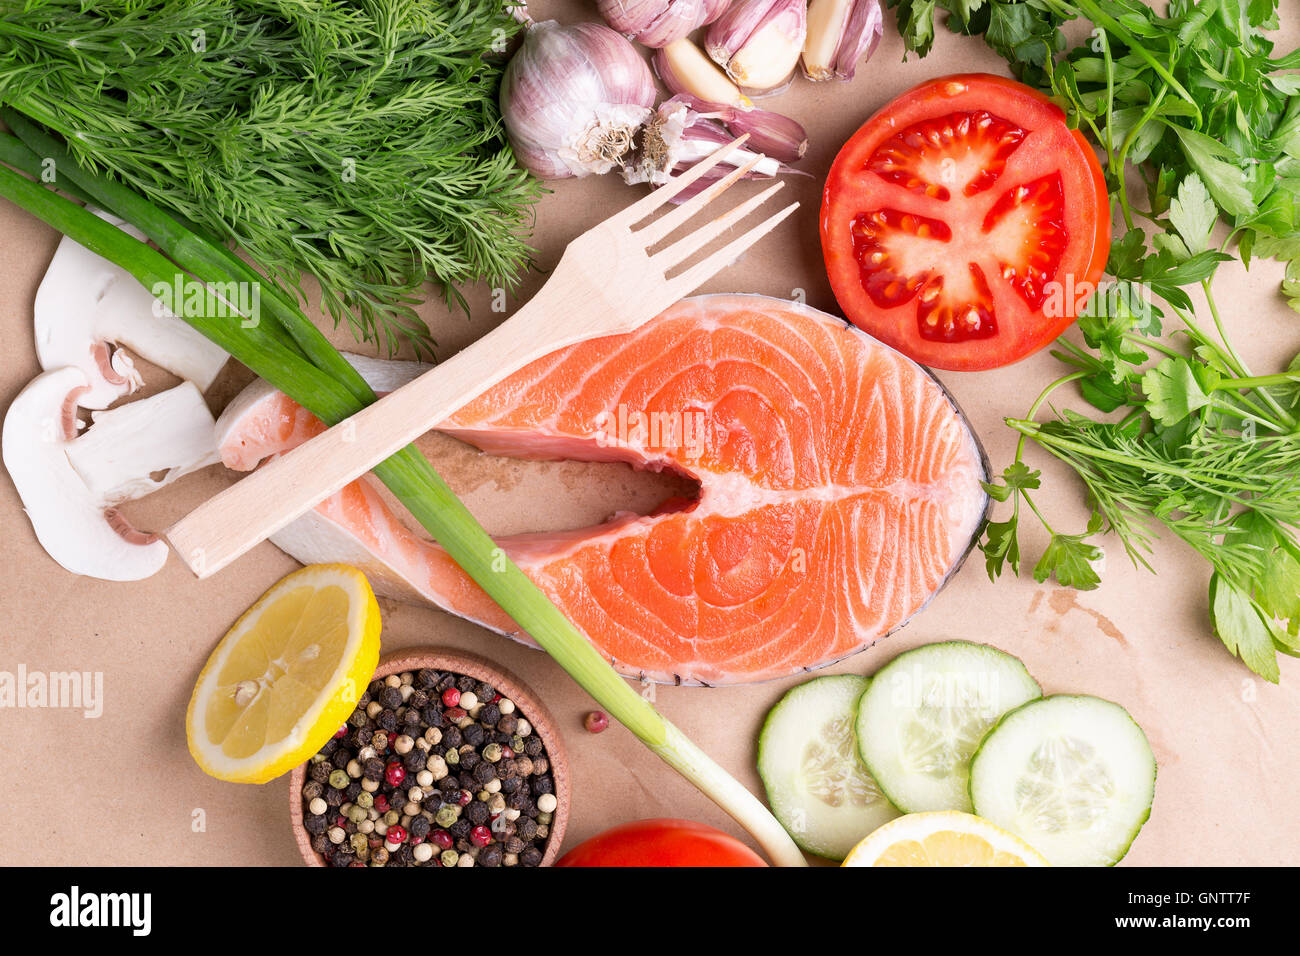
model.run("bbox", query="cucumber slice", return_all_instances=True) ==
[758,675,901,860]
[855,642,1041,813]
[970,695,1156,867]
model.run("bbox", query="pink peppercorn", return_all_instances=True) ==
[445,706,467,722]
[431,829,454,850]
[584,711,609,733]
[470,826,492,848]
[456,789,473,807]
[333,725,348,739]
[385,761,406,786]
[387,825,407,844]
[442,688,461,707]
[373,794,389,813]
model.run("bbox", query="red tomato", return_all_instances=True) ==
[821,74,1110,371]
[555,818,768,867]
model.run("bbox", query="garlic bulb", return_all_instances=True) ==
[706,0,807,94]
[500,20,656,179]
[801,0,882,81]
[625,96,807,202]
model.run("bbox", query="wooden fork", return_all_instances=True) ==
[166,137,798,578]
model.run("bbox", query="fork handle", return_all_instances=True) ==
[167,288,574,578]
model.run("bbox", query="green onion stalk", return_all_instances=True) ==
[0,119,806,867]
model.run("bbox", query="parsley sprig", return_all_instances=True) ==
[890,0,1300,679]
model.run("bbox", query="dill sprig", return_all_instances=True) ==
[0,0,542,358]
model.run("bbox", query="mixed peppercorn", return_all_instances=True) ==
[300,668,558,867]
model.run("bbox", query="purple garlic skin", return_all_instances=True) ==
[597,0,713,48]
[705,0,807,94]
[501,20,655,179]
[625,97,807,203]
[672,93,808,161]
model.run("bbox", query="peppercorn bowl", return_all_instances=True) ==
[289,647,570,867]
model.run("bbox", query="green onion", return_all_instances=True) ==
[0,132,806,867]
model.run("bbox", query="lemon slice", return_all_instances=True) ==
[842,811,1050,867]
[186,564,381,783]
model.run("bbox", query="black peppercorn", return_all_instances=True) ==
[449,818,472,839]
[311,833,330,854]
[465,801,489,826]
[410,690,429,710]
[500,776,520,794]
[459,749,480,771]
[403,706,421,726]
[472,761,496,786]
[497,714,518,735]
[455,838,473,854]
[410,816,431,840]
[310,762,332,784]
[379,686,403,710]
[363,757,385,781]
[348,709,368,729]
[394,844,415,866]
[350,727,372,749]
[524,737,543,756]
[324,787,345,808]
[425,790,443,811]
[331,748,351,770]
[304,813,328,835]
[520,847,543,867]
[479,843,504,867]
[439,775,461,793]
[507,789,529,811]
[319,738,339,757]
[331,850,355,868]
[504,835,525,854]
[417,668,439,688]
[436,674,456,693]
[377,709,399,733]
[302,780,325,800]
[422,706,445,728]
[457,675,477,693]
[497,759,517,779]
[532,775,554,796]
[368,679,384,696]
[345,781,363,800]
[462,723,486,748]
[403,748,424,772]
[479,703,501,726]
[517,816,538,842]
[442,726,462,749]
[475,681,495,701]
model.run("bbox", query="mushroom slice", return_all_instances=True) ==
[3,367,220,581]
[34,210,230,409]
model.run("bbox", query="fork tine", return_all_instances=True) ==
[614,135,751,227]
[636,152,766,249]
[652,180,785,272]
[665,201,800,296]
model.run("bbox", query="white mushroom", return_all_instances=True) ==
[34,210,229,409]
[3,366,220,580]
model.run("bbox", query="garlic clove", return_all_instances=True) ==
[802,0,882,82]
[654,38,752,110]
[705,0,807,93]
[675,95,808,162]
[700,0,734,25]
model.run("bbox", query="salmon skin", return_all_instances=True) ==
[216,295,988,685]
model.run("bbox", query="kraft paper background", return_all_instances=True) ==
[1,2,1296,865]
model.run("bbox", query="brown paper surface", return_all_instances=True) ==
[1,3,1296,866]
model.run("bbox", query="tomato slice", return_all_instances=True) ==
[821,74,1110,371]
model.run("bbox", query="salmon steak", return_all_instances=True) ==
[216,295,988,684]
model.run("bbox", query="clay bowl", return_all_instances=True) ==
[289,646,570,866]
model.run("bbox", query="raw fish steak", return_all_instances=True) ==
[216,295,988,684]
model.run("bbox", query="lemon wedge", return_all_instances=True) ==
[842,811,1050,867]
[186,564,381,783]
